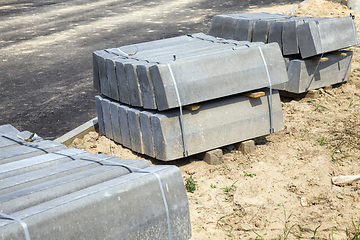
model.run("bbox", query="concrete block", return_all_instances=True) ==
[110,101,122,144]
[106,57,120,101]
[268,21,284,50]
[94,50,112,98]
[0,165,191,240]
[150,43,288,111]
[95,95,105,135]
[252,20,273,43]
[127,108,144,154]
[203,149,223,165]
[282,20,298,55]
[221,17,239,40]
[208,15,227,37]
[137,65,157,109]
[0,140,67,164]
[140,110,156,158]
[115,61,131,104]
[298,17,359,58]
[274,50,353,93]
[0,148,87,180]
[100,97,113,140]
[150,89,284,161]
[0,124,19,136]
[235,140,256,154]
[118,104,132,149]
[125,63,143,107]
[1,158,150,214]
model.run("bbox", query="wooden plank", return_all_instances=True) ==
[183,104,201,111]
[242,91,265,98]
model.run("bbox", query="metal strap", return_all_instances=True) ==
[0,212,31,240]
[166,63,188,157]
[100,160,172,240]
[249,44,274,134]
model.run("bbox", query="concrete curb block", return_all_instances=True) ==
[54,117,98,146]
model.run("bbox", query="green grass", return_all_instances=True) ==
[185,176,197,193]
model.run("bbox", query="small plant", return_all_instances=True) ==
[210,183,216,188]
[223,180,238,192]
[317,135,327,146]
[314,101,329,112]
[244,171,257,178]
[185,176,197,193]
[109,145,114,156]
[216,215,234,237]
[331,226,340,240]
[279,204,296,240]
[313,224,321,240]
[349,100,355,108]
[347,217,360,240]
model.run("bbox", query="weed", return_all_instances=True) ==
[223,180,238,192]
[210,183,216,188]
[349,100,355,108]
[347,217,360,240]
[216,215,234,237]
[185,176,197,193]
[316,135,327,146]
[109,145,114,156]
[279,204,295,240]
[244,171,257,178]
[352,186,359,191]
[313,224,321,240]
[314,101,329,112]
[331,226,340,240]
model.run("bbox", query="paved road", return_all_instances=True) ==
[0,0,298,139]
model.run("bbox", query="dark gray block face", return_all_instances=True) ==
[208,15,227,37]
[298,17,360,58]
[274,50,353,93]
[137,65,157,109]
[95,95,105,135]
[0,125,191,240]
[221,17,239,40]
[151,42,288,111]
[151,89,284,161]
[268,21,284,50]
[282,20,298,55]
[106,57,120,101]
[118,104,132,149]
[110,101,122,144]
[139,111,156,158]
[252,20,271,43]
[101,97,113,140]
[95,50,112,98]
[127,108,144,154]
[115,61,130,104]
[125,63,143,107]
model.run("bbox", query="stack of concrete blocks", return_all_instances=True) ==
[93,33,288,161]
[208,13,359,94]
[0,124,191,239]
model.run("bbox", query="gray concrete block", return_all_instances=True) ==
[0,148,86,180]
[0,165,191,240]
[236,140,256,154]
[274,50,353,93]
[268,21,284,50]
[1,158,150,214]
[0,140,67,164]
[137,64,157,109]
[282,20,298,55]
[95,95,105,135]
[150,42,288,111]
[110,101,122,144]
[252,20,273,43]
[140,110,156,158]
[100,97,113,140]
[106,57,120,101]
[115,61,131,104]
[127,108,144,154]
[118,104,132,149]
[0,124,20,136]
[234,18,253,41]
[125,63,143,107]
[95,50,112,98]
[208,15,227,37]
[221,17,239,40]
[151,89,284,161]
[298,17,359,58]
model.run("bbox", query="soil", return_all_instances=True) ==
[69,0,360,239]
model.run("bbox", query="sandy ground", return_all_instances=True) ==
[69,0,360,239]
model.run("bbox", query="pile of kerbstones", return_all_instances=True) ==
[94,13,359,161]
[0,124,191,239]
[209,12,358,93]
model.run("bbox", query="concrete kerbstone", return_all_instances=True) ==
[95,95,105,135]
[203,149,223,165]
[110,101,122,144]
[127,108,144,154]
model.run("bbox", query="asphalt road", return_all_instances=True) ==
[0,0,299,140]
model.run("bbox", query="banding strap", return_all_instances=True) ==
[0,212,31,240]
[248,44,274,134]
[166,63,188,157]
[100,159,172,240]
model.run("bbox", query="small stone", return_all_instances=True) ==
[337,194,344,200]
[300,196,308,206]
[324,85,333,91]
[305,90,319,99]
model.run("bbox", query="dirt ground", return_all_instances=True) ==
[69,0,360,239]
